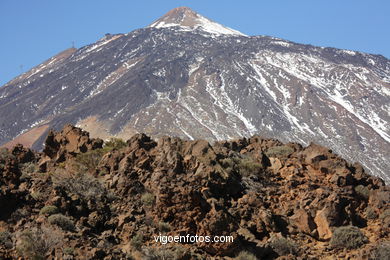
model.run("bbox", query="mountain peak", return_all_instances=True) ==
[148,7,246,36]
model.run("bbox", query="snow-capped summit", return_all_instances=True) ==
[148,6,246,36]
[1,6,389,184]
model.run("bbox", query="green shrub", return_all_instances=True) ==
[380,209,390,220]
[265,145,294,158]
[142,247,174,260]
[130,233,143,249]
[365,207,378,220]
[75,148,108,173]
[74,137,125,173]
[11,208,29,221]
[142,246,190,260]
[0,147,15,162]
[16,226,62,260]
[48,214,75,231]
[30,191,44,201]
[330,226,368,249]
[105,137,127,150]
[158,221,171,232]
[20,162,37,181]
[355,185,370,199]
[270,236,297,256]
[63,247,75,256]
[235,251,258,260]
[220,156,262,177]
[238,158,262,176]
[0,231,13,249]
[371,242,390,260]
[20,162,37,174]
[39,205,59,216]
[52,172,105,202]
[141,192,155,207]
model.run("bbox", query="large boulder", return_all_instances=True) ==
[42,124,103,162]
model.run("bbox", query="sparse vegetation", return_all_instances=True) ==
[355,185,370,199]
[11,208,29,221]
[142,246,190,260]
[380,209,390,220]
[141,192,155,206]
[104,137,127,150]
[0,231,13,249]
[20,162,37,180]
[63,247,75,256]
[158,221,171,232]
[235,250,258,260]
[130,233,144,249]
[142,247,175,260]
[220,155,262,177]
[52,171,105,202]
[73,137,126,173]
[330,226,368,249]
[238,158,263,176]
[39,205,59,215]
[30,191,44,201]
[75,148,108,173]
[365,207,378,220]
[16,226,63,260]
[0,123,388,259]
[370,242,390,260]
[265,145,294,158]
[270,236,298,256]
[0,147,14,162]
[48,214,75,231]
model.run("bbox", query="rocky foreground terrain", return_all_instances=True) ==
[0,125,389,259]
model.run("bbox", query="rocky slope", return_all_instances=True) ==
[0,125,389,259]
[0,7,389,183]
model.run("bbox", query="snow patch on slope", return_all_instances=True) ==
[205,74,257,136]
[258,51,390,143]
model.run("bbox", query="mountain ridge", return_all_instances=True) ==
[0,7,389,183]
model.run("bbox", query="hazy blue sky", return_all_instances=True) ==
[1,0,389,86]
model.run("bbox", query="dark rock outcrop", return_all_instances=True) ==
[1,125,388,259]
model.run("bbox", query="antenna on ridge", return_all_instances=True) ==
[19,64,24,73]
[72,41,75,48]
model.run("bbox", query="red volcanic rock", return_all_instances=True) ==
[0,125,388,259]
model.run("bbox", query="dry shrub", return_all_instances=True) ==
[371,242,390,260]
[142,246,190,260]
[0,231,13,249]
[39,205,59,215]
[270,236,298,256]
[220,156,262,177]
[74,149,108,173]
[48,214,75,231]
[330,226,368,249]
[16,226,63,260]
[365,207,378,220]
[73,137,125,173]
[235,251,258,260]
[158,221,171,232]
[141,192,155,207]
[104,137,127,150]
[130,233,143,249]
[355,185,370,200]
[265,145,294,158]
[52,171,105,201]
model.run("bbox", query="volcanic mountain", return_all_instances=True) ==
[0,7,389,182]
